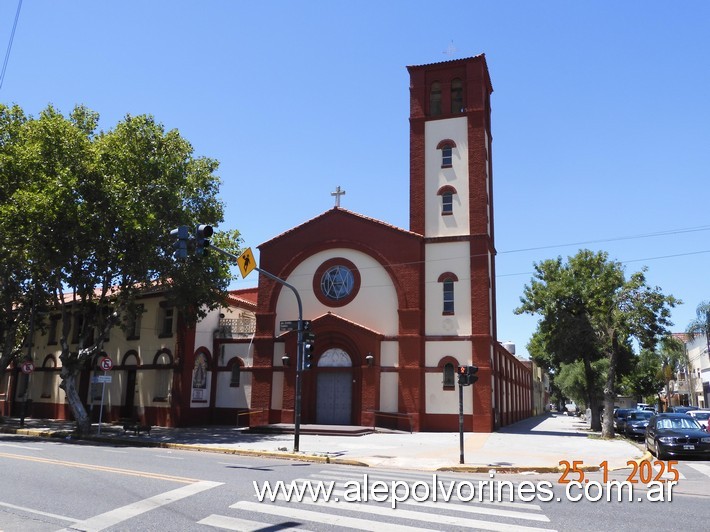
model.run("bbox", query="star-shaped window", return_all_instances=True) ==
[320,265,354,300]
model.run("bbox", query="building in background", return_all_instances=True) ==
[3,56,532,432]
[246,55,531,432]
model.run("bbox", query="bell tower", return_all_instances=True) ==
[408,55,497,431]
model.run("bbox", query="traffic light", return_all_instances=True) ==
[170,226,190,259]
[195,224,213,256]
[457,365,479,386]
[303,331,315,370]
[468,365,479,384]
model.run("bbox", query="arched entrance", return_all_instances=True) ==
[316,348,352,425]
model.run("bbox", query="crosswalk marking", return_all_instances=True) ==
[686,462,710,477]
[296,472,544,510]
[198,513,314,531]
[281,478,548,520]
[231,501,438,531]
[236,498,555,532]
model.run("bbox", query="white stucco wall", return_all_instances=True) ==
[380,341,399,367]
[424,241,472,336]
[425,373,471,414]
[424,117,469,238]
[424,341,471,368]
[275,248,399,336]
[215,371,251,409]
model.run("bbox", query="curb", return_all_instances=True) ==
[438,464,602,474]
[0,426,371,467]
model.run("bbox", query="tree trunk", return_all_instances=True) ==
[602,332,619,439]
[60,369,90,435]
[582,352,601,431]
[58,337,91,436]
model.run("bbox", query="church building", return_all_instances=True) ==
[244,55,532,432]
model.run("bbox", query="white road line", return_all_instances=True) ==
[57,480,223,532]
[299,489,550,522]
[686,463,710,478]
[0,442,42,450]
[235,499,555,532]
[198,514,315,531]
[274,495,552,531]
[0,501,77,523]
[231,501,436,532]
[300,474,543,510]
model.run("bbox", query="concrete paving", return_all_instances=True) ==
[0,412,645,473]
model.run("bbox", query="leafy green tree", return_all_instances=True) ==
[686,300,710,358]
[555,358,607,409]
[2,104,241,434]
[516,250,678,437]
[621,348,664,404]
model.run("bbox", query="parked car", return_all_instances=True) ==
[624,410,654,439]
[614,408,632,433]
[686,410,710,431]
[667,406,695,414]
[645,413,710,460]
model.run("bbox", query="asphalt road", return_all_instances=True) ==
[0,433,708,531]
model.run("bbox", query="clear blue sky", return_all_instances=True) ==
[2,1,709,359]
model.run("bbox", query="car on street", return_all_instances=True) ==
[624,410,654,439]
[686,410,710,431]
[645,413,710,460]
[614,408,632,433]
[667,405,695,414]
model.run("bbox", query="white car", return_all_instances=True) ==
[687,410,710,430]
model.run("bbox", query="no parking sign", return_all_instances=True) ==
[99,357,113,371]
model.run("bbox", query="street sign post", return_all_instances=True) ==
[97,357,113,435]
[280,320,310,332]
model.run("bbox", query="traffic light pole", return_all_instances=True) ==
[252,267,305,453]
[458,380,464,464]
[206,244,306,453]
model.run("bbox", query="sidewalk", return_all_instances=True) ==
[0,413,645,473]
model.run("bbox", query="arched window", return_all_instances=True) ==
[451,78,464,113]
[41,356,57,398]
[230,363,241,387]
[438,272,458,315]
[442,145,452,166]
[154,351,173,401]
[442,191,453,215]
[438,185,456,216]
[429,81,442,116]
[443,363,455,388]
[436,139,456,168]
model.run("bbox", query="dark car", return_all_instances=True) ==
[614,408,632,433]
[624,410,654,439]
[645,413,710,460]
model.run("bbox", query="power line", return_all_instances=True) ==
[498,224,710,255]
[0,0,22,91]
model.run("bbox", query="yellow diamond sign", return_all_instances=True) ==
[237,247,256,278]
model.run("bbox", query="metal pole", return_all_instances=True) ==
[255,267,304,453]
[98,372,106,435]
[203,245,306,452]
[459,380,464,464]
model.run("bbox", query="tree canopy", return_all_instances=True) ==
[516,249,678,436]
[0,103,241,433]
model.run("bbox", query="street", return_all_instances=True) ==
[0,434,708,531]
